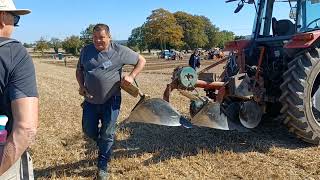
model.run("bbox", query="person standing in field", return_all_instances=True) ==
[189,48,201,70]
[0,0,38,179]
[76,23,146,180]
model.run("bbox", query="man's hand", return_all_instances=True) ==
[78,86,93,99]
[123,55,146,85]
[78,86,86,96]
[122,75,135,86]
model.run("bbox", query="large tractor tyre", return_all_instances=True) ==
[280,47,320,144]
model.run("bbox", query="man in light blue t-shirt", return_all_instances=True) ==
[76,23,146,180]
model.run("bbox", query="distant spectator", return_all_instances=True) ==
[178,51,183,60]
[189,49,201,70]
[171,51,176,60]
[207,50,213,60]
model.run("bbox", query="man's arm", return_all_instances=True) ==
[188,54,193,67]
[123,54,146,84]
[76,68,90,97]
[76,68,85,89]
[76,52,85,90]
[0,97,38,175]
[76,49,92,98]
[197,57,201,68]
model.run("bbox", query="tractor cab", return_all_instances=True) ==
[124,0,320,145]
[229,0,320,39]
[222,0,320,143]
[225,0,320,53]
[253,0,298,40]
[297,0,320,32]
[225,0,320,91]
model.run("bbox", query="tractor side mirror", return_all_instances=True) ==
[311,0,320,4]
[225,0,238,3]
[289,7,297,20]
[234,1,244,13]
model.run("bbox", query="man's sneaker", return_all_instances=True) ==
[97,169,108,180]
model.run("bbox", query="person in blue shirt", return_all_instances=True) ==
[76,23,146,180]
[188,49,201,70]
[0,0,38,178]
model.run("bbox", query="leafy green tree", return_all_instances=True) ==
[49,38,62,53]
[62,36,83,56]
[127,25,147,53]
[174,12,209,50]
[217,30,235,48]
[80,24,95,46]
[197,16,220,49]
[173,11,193,50]
[35,37,49,56]
[129,9,237,51]
[23,43,33,48]
[144,8,183,50]
[188,16,209,49]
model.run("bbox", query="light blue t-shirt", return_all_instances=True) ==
[77,42,139,104]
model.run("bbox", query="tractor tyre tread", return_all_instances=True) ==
[280,47,320,144]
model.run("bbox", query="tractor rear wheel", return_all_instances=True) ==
[280,47,320,144]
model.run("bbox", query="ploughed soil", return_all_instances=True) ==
[31,56,320,180]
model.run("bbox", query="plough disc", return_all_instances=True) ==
[191,101,245,130]
[126,98,184,126]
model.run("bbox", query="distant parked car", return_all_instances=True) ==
[160,50,170,59]
[159,50,177,60]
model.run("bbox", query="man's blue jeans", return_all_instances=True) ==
[82,96,121,170]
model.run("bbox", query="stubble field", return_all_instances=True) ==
[31,55,320,180]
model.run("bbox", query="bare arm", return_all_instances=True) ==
[76,68,85,89]
[76,51,85,89]
[123,55,146,84]
[0,97,38,175]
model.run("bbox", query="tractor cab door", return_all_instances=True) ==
[296,0,320,32]
[254,0,297,40]
[248,0,299,63]
[243,0,298,104]
[245,0,296,66]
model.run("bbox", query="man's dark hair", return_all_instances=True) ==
[93,24,110,35]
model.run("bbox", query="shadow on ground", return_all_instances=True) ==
[34,117,313,179]
[34,135,98,179]
[114,117,313,166]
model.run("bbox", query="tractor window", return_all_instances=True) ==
[270,1,296,36]
[297,0,320,32]
[258,0,296,37]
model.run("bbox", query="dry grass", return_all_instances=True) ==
[31,57,320,180]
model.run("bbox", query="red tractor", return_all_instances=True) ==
[125,0,320,144]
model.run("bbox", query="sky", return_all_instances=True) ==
[12,0,288,44]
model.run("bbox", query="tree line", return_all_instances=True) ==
[24,24,96,56]
[127,8,236,52]
[26,8,242,56]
